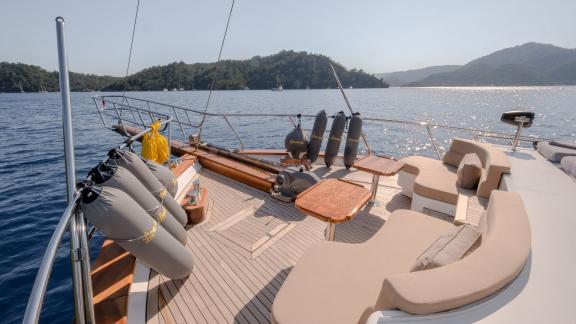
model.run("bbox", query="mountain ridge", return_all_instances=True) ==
[404,43,576,86]
[375,65,461,87]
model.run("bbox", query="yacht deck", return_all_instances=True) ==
[145,165,485,324]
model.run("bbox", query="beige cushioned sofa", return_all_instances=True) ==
[272,191,531,324]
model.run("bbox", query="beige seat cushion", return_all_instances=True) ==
[400,155,445,176]
[411,224,481,271]
[379,191,531,315]
[402,156,459,204]
[456,153,482,189]
[272,210,454,324]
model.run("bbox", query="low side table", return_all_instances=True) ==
[353,155,405,206]
[295,179,371,241]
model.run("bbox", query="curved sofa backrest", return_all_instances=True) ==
[442,139,511,198]
[379,191,531,315]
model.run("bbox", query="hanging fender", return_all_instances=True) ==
[284,114,308,159]
[324,111,347,167]
[145,159,179,197]
[306,110,328,163]
[344,112,363,169]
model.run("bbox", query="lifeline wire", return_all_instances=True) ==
[197,0,236,142]
[122,0,141,100]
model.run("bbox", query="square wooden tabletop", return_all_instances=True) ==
[353,155,405,176]
[295,179,371,224]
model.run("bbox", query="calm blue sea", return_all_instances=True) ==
[1,87,575,323]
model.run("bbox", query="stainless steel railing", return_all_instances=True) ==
[93,95,544,159]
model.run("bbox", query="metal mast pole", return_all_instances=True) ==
[55,17,95,324]
[329,63,372,154]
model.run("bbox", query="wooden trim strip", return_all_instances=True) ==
[251,223,297,259]
[208,206,254,231]
[91,240,135,324]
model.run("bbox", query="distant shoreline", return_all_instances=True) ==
[3,84,576,94]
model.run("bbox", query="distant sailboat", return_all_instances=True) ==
[19,82,25,93]
[39,84,48,93]
[272,76,283,91]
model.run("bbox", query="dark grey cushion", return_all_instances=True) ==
[537,141,576,163]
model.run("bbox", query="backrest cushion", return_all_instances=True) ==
[443,139,511,198]
[411,224,481,271]
[456,153,483,189]
[443,139,488,168]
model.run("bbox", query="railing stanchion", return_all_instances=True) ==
[135,107,147,128]
[223,116,245,151]
[77,210,95,323]
[55,16,95,324]
[424,123,442,159]
[171,106,187,140]
[168,119,173,164]
[111,102,128,136]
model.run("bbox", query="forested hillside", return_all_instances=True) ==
[0,62,119,92]
[0,51,388,92]
[103,50,388,91]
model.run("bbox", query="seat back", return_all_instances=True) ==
[378,191,531,315]
[442,139,511,198]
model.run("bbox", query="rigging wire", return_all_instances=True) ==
[197,0,236,143]
[122,0,141,100]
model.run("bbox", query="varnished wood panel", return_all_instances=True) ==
[295,179,372,224]
[172,154,198,178]
[91,240,135,324]
[353,155,405,176]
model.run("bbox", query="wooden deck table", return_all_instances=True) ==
[295,179,371,241]
[353,155,405,206]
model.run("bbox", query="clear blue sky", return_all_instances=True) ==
[1,0,575,76]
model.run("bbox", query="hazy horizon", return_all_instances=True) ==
[1,0,575,76]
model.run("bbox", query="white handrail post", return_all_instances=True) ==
[55,16,95,324]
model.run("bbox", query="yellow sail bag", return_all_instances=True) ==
[142,120,169,164]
